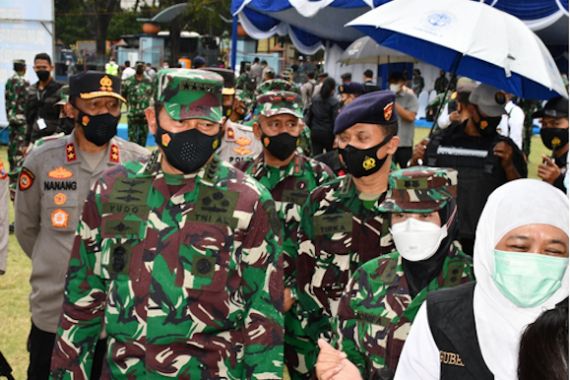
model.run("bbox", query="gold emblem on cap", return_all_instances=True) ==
[363,156,376,170]
[100,75,113,92]
[384,102,394,121]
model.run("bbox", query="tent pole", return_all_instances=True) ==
[231,15,238,71]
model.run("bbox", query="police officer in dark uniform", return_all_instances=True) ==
[411,83,527,255]
[534,97,569,192]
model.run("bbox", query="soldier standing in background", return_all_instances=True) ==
[122,61,154,146]
[296,91,399,376]
[0,160,8,275]
[4,59,29,200]
[236,82,334,379]
[50,69,284,378]
[15,71,149,380]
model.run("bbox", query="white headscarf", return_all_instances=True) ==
[473,179,569,380]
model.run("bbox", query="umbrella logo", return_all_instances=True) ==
[426,12,453,28]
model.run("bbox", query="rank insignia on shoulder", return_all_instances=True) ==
[66,143,77,162]
[51,208,69,228]
[48,166,73,180]
[18,167,35,191]
[110,144,120,163]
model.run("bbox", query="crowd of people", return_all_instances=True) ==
[0,51,568,380]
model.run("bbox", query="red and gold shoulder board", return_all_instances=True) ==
[110,144,120,163]
[66,143,77,162]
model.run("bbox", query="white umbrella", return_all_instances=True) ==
[346,0,567,100]
[338,36,416,65]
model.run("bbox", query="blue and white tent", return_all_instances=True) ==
[231,0,568,54]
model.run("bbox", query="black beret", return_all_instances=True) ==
[69,71,126,103]
[338,82,365,95]
[334,90,397,134]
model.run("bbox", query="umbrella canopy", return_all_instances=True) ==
[232,0,568,56]
[347,0,567,99]
[338,36,416,65]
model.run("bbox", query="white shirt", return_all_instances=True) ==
[121,66,135,80]
[394,303,440,380]
[498,101,524,150]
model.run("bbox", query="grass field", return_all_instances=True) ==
[0,130,549,378]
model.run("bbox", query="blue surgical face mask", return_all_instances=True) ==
[493,249,568,308]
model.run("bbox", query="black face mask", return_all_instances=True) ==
[541,127,569,150]
[35,70,50,82]
[262,132,298,161]
[473,107,501,137]
[154,122,222,174]
[77,110,119,146]
[339,134,393,178]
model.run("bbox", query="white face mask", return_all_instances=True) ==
[391,218,448,262]
[389,83,401,94]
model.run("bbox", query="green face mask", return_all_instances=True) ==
[493,250,568,308]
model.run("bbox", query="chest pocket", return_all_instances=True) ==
[97,178,152,279]
[313,212,353,237]
[182,186,238,293]
[44,188,80,232]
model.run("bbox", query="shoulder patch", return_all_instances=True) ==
[18,167,35,191]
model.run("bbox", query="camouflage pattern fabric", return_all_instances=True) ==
[50,150,285,379]
[238,153,334,378]
[332,246,473,379]
[256,91,304,119]
[296,175,395,374]
[122,75,155,147]
[256,79,300,96]
[377,166,458,213]
[155,69,223,123]
[4,72,29,196]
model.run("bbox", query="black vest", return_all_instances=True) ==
[427,282,494,380]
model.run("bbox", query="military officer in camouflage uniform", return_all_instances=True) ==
[4,59,30,198]
[122,61,154,146]
[50,69,284,379]
[296,91,400,374]
[317,167,474,380]
[15,71,148,380]
[236,84,334,379]
[0,160,8,274]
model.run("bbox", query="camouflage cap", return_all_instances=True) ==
[255,91,303,118]
[13,59,26,65]
[55,85,69,106]
[155,68,223,123]
[256,79,300,96]
[236,89,254,105]
[377,166,458,213]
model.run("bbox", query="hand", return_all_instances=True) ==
[538,155,562,184]
[316,339,346,380]
[411,138,429,166]
[493,141,514,169]
[283,288,295,312]
[448,110,461,123]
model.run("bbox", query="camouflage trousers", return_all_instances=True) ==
[8,122,27,199]
[127,115,148,147]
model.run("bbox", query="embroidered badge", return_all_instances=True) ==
[100,75,113,92]
[18,167,35,191]
[384,102,394,121]
[51,209,69,228]
[53,192,67,206]
[48,166,73,180]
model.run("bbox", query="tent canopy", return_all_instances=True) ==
[232,0,568,54]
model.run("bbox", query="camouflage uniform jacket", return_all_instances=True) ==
[4,72,29,125]
[332,245,473,379]
[296,175,395,343]
[237,153,333,295]
[122,75,154,118]
[50,151,285,379]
